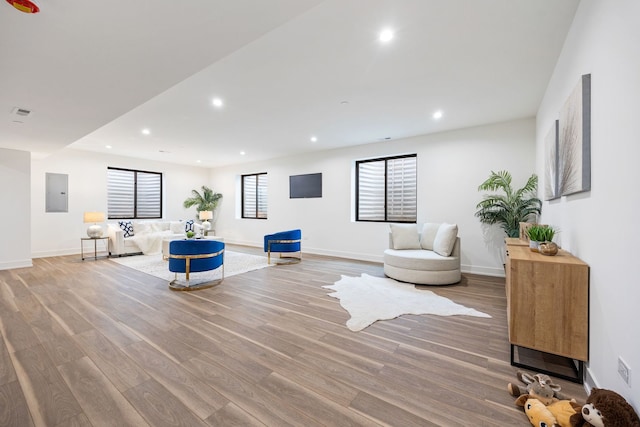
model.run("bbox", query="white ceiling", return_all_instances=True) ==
[1,0,580,168]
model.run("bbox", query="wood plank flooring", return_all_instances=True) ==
[0,246,586,426]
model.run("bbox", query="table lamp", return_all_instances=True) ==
[84,211,105,238]
[199,210,213,231]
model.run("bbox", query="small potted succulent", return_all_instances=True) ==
[527,225,558,254]
[527,225,548,252]
[185,231,195,239]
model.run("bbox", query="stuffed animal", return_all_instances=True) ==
[515,394,581,427]
[548,400,582,427]
[507,371,568,405]
[509,371,564,405]
[569,388,640,427]
[516,395,559,427]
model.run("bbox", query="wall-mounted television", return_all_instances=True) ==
[289,173,322,198]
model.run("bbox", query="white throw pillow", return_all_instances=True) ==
[170,221,184,234]
[433,223,458,257]
[389,224,421,250]
[420,223,441,250]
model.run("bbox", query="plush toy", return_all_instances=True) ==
[509,371,565,405]
[516,395,559,427]
[548,400,582,427]
[515,394,581,427]
[569,388,640,427]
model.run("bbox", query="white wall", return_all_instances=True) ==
[211,118,535,276]
[30,148,211,257]
[0,148,31,269]
[537,0,639,408]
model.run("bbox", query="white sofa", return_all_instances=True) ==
[383,223,461,285]
[107,220,203,256]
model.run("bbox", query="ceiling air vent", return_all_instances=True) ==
[9,107,32,123]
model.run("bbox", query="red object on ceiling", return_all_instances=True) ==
[6,0,40,13]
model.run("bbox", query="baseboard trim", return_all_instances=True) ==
[461,264,505,277]
[0,259,33,270]
[225,239,382,263]
[226,239,506,274]
[31,248,79,258]
[583,365,597,396]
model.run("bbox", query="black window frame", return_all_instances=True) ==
[355,154,417,223]
[107,167,163,220]
[241,172,268,219]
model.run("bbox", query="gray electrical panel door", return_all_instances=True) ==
[46,173,68,213]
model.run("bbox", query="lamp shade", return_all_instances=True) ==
[199,210,213,220]
[84,211,105,223]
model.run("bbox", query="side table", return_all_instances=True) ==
[81,237,109,260]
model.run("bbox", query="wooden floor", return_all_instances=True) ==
[0,246,586,427]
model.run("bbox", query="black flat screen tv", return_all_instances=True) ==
[289,173,322,198]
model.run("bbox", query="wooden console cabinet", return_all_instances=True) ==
[505,239,589,371]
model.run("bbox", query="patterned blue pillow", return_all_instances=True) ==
[118,221,134,238]
[184,220,194,233]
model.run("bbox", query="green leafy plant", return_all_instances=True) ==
[540,226,556,242]
[527,225,546,242]
[475,170,542,238]
[183,186,222,215]
[526,225,558,242]
[186,231,195,239]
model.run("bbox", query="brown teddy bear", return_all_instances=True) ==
[569,388,640,427]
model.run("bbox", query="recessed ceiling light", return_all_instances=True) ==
[105,145,112,149]
[142,128,151,135]
[379,28,394,43]
[340,100,349,105]
[212,97,224,108]
[433,110,443,120]
[310,136,318,142]
[196,160,202,163]
[240,151,246,156]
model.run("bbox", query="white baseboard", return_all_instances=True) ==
[461,264,505,278]
[31,248,80,258]
[225,239,385,264]
[583,365,597,396]
[226,239,506,274]
[0,259,33,270]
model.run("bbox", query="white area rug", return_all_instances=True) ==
[323,273,491,331]
[110,250,271,285]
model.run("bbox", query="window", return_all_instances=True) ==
[242,173,268,219]
[107,167,162,219]
[356,154,417,222]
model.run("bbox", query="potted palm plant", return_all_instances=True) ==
[183,186,223,228]
[475,170,542,238]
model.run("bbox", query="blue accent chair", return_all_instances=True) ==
[168,239,224,291]
[263,229,302,264]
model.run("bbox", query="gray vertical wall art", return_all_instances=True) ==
[558,74,591,196]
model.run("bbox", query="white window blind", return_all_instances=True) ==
[356,155,417,222]
[387,156,417,222]
[107,168,162,219]
[242,173,268,219]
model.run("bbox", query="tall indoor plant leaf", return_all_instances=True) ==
[475,170,541,238]
[183,185,223,214]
